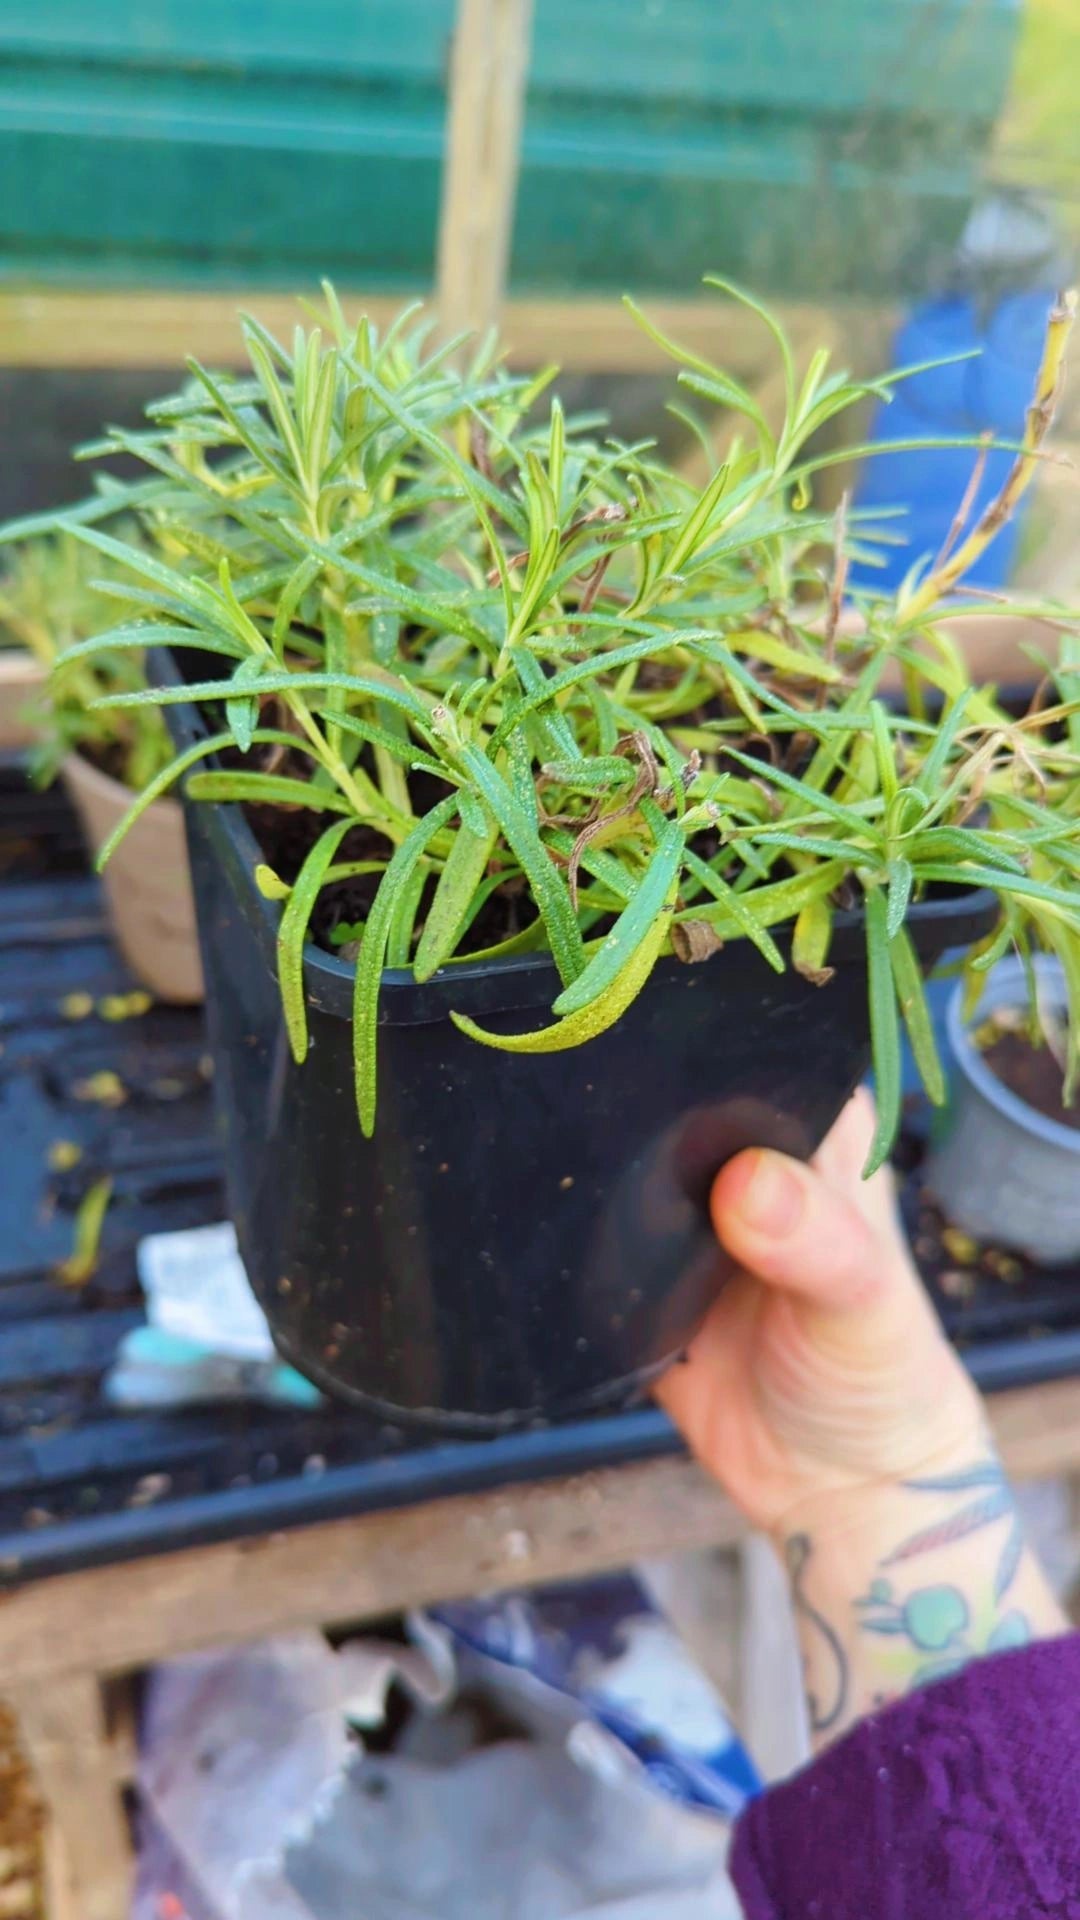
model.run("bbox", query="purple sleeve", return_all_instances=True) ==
[731,1636,1080,1920]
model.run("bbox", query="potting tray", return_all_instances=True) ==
[2,750,1080,1589]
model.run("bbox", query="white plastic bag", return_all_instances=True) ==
[133,1582,750,1920]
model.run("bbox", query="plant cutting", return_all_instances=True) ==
[16,282,1080,1429]
[0,532,203,1002]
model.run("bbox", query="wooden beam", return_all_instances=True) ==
[990,1374,1080,1483]
[0,288,859,375]
[0,1455,743,1686]
[436,0,533,342]
[0,1373,1075,1689]
[6,1675,129,1920]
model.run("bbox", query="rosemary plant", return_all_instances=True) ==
[0,531,173,789]
[14,285,1080,1170]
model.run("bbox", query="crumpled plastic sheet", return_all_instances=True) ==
[132,1577,752,1920]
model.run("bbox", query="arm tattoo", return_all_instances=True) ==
[786,1532,849,1734]
[883,1458,1025,1602]
[784,1456,1036,1737]
[855,1456,1032,1693]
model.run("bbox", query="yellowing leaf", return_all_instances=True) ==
[451,882,674,1054]
[47,1139,83,1173]
[57,1177,113,1288]
[728,631,840,684]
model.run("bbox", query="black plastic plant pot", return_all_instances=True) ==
[163,687,998,1434]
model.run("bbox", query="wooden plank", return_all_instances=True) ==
[6,1675,128,1920]
[436,0,533,342]
[0,1703,46,1920]
[0,1456,743,1686]
[498,296,846,378]
[43,1823,77,1920]
[991,1376,1080,1484]
[0,1376,1076,1689]
[0,288,850,374]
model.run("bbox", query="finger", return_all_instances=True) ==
[710,1141,916,1314]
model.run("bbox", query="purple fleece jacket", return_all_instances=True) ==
[731,1636,1080,1919]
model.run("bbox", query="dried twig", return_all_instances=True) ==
[824,490,849,651]
[933,432,991,574]
[566,731,661,908]
[469,419,496,484]
[486,503,627,584]
[904,290,1077,623]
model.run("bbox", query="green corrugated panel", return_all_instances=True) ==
[1,0,1017,110]
[0,0,1021,296]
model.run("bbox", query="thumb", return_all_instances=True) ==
[711,1146,915,1315]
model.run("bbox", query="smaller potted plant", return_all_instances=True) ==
[926,954,1080,1265]
[0,532,203,1002]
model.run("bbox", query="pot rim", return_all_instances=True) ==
[0,647,46,685]
[63,745,182,821]
[945,954,1080,1156]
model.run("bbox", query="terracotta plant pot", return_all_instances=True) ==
[938,607,1052,691]
[0,651,45,749]
[62,751,204,1004]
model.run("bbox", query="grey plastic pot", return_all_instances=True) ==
[925,956,1080,1266]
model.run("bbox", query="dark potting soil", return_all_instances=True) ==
[229,690,838,963]
[245,794,540,956]
[978,1016,1080,1134]
[79,739,130,787]
[243,782,799,964]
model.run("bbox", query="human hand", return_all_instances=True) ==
[658,1091,1065,1741]
[656,1089,985,1542]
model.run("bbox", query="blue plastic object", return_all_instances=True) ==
[851,290,1054,593]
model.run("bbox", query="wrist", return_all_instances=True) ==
[766,1413,988,1562]
[774,1440,1067,1747]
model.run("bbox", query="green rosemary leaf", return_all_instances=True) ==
[185,772,354,812]
[682,848,785,971]
[413,810,498,982]
[553,819,684,1016]
[387,859,430,969]
[863,887,902,1177]
[354,795,458,1134]
[277,819,353,1063]
[885,855,914,939]
[890,925,946,1106]
[451,873,675,1055]
[450,741,585,988]
[92,729,236,869]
